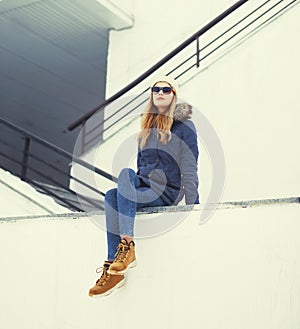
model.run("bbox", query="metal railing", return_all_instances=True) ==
[67,0,298,154]
[0,0,297,211]
[0,117,117,211]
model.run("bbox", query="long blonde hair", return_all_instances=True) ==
[138,91,177,149]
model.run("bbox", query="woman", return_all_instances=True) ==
[89,76,199,297]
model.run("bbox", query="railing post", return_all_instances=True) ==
[21,137,31,181]
[196,35,200,68]
[81,121,86,155]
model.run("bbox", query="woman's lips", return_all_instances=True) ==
[157,97,164,100]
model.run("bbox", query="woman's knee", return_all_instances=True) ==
[118,167,136,181]
[118,168,138,188]
[104,188,117,204]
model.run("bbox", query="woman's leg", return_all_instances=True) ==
[105,167,166,261]
[117,168,166,239]
[104,188,121,261]
[104,169,147,260]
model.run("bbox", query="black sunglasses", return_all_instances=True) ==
[151,86,175,95]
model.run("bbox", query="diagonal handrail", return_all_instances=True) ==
[67,0,249,131]
[0,117,117,211]
[0,0,297,210]
[0,117,117,181]
[67,0,298,153]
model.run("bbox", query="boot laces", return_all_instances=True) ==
[114,243,129,263]
[95,265,109,286]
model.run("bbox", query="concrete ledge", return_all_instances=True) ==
[1,193,299,329]
[1,196,299,222]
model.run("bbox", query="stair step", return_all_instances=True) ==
[29,180,104,212]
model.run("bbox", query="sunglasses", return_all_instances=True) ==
[151,86,175,95]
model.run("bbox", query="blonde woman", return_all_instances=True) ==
[89,76,199,297]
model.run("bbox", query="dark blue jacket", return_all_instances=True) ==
[136,104,199,205]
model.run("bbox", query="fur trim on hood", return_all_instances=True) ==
[173,102,193,121]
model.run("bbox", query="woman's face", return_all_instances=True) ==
[152,82,175,114]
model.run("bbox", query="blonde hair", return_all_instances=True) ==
[138,89,177,149]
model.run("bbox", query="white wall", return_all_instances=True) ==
[106,0,237,96]
[1,203,299,329]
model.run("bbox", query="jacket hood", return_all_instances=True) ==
[173,102,193,121]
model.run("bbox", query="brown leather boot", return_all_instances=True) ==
[108,238,137,275]
[88,260,126,297]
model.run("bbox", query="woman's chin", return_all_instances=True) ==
[156,107,169,115]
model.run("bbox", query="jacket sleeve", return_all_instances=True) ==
[179,120,200,204]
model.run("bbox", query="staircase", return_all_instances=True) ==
[0,0,299,212]
[30,180,104,212]
[68,0,299,151]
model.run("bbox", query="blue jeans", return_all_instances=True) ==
[105,167,166,261]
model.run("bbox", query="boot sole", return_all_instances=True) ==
[108,259,137,275]
[89,278,126,298]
